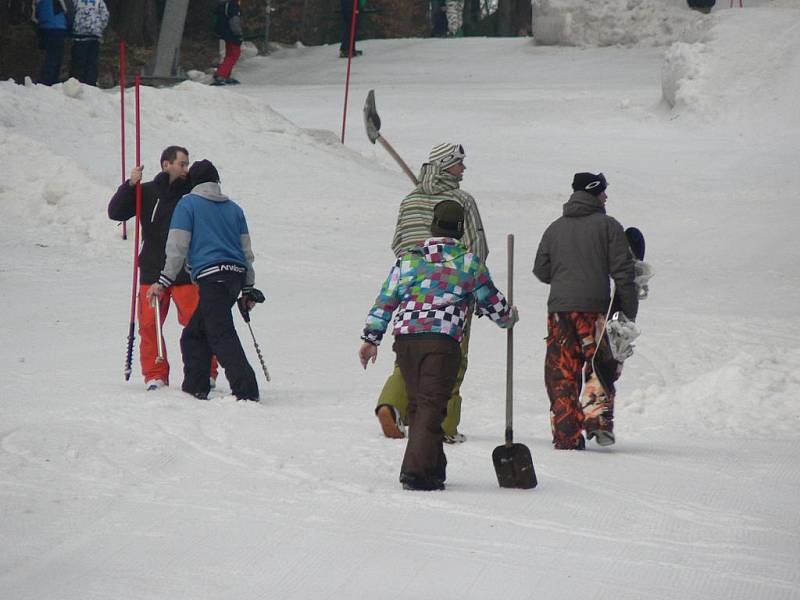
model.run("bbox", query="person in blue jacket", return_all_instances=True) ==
[33,0,72,85]
[146,160,262,402]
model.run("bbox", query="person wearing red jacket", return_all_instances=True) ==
[108,146,218,390]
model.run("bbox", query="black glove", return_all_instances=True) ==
[242,287,265,304]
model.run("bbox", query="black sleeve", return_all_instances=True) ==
[107,181,155,221]
[107,181,136,221]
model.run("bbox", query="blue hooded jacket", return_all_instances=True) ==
[34,0,69,31]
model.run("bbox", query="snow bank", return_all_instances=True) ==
[661,7,800,127]
[0,130,112,245]
[532,0,708,47]
[0,78,382,248]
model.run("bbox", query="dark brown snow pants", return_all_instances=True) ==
[394,333,461,484]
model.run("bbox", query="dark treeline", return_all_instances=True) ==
[0,0,530,84]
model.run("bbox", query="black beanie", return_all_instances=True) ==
[189,160,220,186]
[431,200,465,239]
[572,172,608,196]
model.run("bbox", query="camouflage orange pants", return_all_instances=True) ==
[545,312,614,449]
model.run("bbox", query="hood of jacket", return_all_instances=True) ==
[190,182,229,203]
[415,163,461,196]
[562,190,606,218]
[410,237,468,264]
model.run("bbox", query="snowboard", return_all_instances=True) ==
[581,227,647,446]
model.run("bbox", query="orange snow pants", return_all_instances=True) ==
[545,311,611,449]
[138,283,218,384]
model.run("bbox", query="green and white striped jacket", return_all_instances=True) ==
[390,163,488,260]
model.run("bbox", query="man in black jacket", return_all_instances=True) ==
[108,145,218,391]
[533,172,638,449]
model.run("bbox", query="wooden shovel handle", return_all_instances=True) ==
[506,233,514,445]
[377,136,419,185]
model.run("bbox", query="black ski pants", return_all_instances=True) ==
[70,39,101,86]
[38,29,66,86]
[340,0,360,53]
[180,272,259,401]
[395,333,461,486]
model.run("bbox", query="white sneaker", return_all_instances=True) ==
[443,432,467,444]
[145,379,166,391]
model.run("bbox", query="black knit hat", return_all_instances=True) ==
[189,159,220,186]
[572,172,608,196]
[431,200,464,239]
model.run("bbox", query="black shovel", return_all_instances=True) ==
[492,234,537,489]
[363,89,419,185]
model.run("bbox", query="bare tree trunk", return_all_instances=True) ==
[497,0,530,36]
[463,0,481,32]
[113,0,160,45]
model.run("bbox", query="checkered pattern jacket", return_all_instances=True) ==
[363,238,514,346]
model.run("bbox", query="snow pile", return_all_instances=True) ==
[532,0,707,47]
[0,129,111,245]
[662,7,800,128]
[0,78,386,248]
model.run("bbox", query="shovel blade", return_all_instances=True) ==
[363,89,381,143]
[492,443,537,489]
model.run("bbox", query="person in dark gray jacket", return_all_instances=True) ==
[533,172,638,450]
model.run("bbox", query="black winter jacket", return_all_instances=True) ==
[533,191,638,321]
[214,0,243,44]
[108,172,192,285]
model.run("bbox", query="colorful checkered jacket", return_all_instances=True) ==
[363,238,515,346]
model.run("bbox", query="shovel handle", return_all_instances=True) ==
[377,136,419,185]
[506,234,514,442]
[154,295,165,364]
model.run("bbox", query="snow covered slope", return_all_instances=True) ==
[1,3,798,599]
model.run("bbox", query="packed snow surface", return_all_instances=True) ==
[1,2,799,599]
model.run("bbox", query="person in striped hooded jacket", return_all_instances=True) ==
[374,142,487,444]
[360,200,517,490]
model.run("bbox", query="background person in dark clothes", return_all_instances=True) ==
[107,146,219,392]
[213,0,244,85]
[359,200,518,491]
[33,0,71,85]
[533,172,638,450]
[340,0,365,58]
[147,160,261,402]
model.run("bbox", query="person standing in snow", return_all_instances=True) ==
[340,0,365,58]
[374,143,488,445]
[533,173,638,450]
[108,146,219,391]
[360,200,517,490]
[68,0,109,86]
[147,160,261,402]
[430,0,447,37]
[445,0,464,37]
[32,0,72,85]
[213,0,244,85]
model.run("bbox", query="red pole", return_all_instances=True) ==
[124,75,142,381]
[340,0,359,143]
[119,42,127,240]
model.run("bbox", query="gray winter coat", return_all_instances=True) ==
[533,191,638,320]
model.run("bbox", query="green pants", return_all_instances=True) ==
[376,315,471,437]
